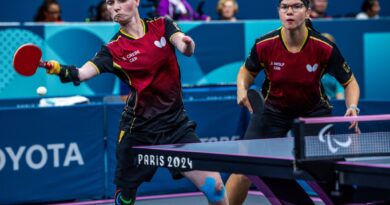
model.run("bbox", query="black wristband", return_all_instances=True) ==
[58,65,81,86]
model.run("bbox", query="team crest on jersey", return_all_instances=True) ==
[306,63,318,72]
[154,37,167,48]
[271,61,285,71]
[343,62,351,73]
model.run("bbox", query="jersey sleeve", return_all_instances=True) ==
[164,16,182,40]
[89,45,114,73]
[244,43,262,72]
[326,45,353,86]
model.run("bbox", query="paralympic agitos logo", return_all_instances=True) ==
[318,124,352,153]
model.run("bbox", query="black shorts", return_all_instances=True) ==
[244,106,332,139]
[114,120,200,190]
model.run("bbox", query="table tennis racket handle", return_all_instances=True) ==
[39,61,52,69]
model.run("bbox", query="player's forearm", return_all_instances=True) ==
[344,75,360,108]
[237,66,255,90]
[78,62,99,81]
[47,61,98,85]
[171,33,195,56]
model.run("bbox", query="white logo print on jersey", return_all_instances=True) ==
[154,37,167,48]
[270,61,285,71]
[122,50,140,63]
[306,64,318,72]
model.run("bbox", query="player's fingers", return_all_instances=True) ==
[243,98,253,113]
[344,109,352,117]
[46,60,61,75]
[348,121,356,129]
[348,121,360,134]
[182,36,193,44]
[355,124,361,134]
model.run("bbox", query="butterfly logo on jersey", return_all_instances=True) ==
[154,37,167,48]
[306,64,318,72]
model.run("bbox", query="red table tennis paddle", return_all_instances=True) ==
[247,89,265,115]
[13,44,50,76]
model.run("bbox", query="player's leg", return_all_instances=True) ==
[253,109,315,204]
[183,170,228,205]
[225,173,251,205]
[226,108,291,205]
[166,120,228,205]
[114,129,159,205]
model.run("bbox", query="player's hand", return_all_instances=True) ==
[182,35,193,45]
[237,88,253,113]
[179,35,195,56]
[46,60,61,75]
[344,107,360,134]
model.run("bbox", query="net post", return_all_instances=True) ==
[292,118,305,174]
[293,118,305,161]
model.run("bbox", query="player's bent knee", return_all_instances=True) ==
[200,177,226,204]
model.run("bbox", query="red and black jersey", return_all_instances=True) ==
[89,17,186,133]
[245,28,353,115]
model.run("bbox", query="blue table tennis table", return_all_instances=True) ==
[133,137,390,204]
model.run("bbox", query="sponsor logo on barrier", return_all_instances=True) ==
[138,154,193,169]
[200,136,240,143]
[0,143,84,171]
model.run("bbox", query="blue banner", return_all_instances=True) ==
[0,105,106,204]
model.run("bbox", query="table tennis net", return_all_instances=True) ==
[294,114,390,160]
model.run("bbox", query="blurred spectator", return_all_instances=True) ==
[157,0,210,21]
[310,0,331,18]
[89,0,112,21]
[216,0,238,21]
[321,33,344,100]
[140,0,160,18]
[356,0,381,19]
[34,0,63,22]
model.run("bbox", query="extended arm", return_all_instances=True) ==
[47,61,99,85]
[170,32,195,56]
[343,75,360,132]
[344,75,360,116]
[237,65,258,113]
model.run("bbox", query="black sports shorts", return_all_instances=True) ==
[114,120,200,189]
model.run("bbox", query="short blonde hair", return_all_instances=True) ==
[216,0,239,15]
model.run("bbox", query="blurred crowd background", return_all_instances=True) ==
[0,0,388,23]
